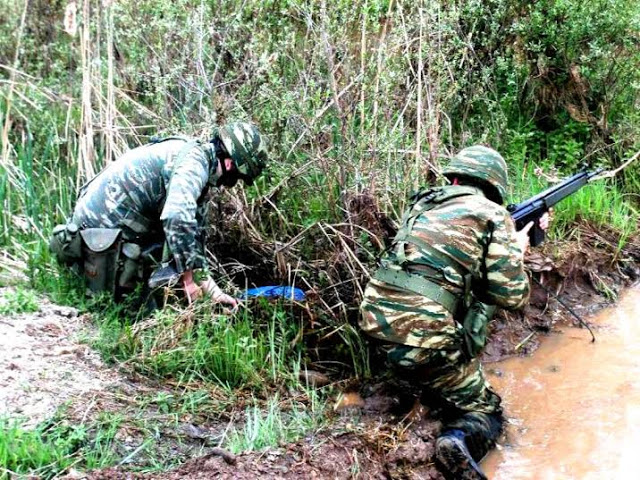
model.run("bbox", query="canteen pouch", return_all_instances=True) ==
[80,228,122,295]
[49,223,82,266]
[462,301,496,359]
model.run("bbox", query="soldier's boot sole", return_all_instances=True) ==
[435,435,487,480]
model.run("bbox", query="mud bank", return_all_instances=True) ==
[7,224,640,480]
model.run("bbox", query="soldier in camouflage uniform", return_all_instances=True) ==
[50,122,267,306]
[359,146,548,480]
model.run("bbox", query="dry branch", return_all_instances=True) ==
[592,150,640,180]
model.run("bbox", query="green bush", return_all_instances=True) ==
[0,287,39,315]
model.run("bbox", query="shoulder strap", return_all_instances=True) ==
[148,135,193,145]
[393,186,479,266]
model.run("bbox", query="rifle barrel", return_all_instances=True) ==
[509,168,602,225]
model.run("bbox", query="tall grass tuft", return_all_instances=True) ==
[225,391,326,454]
[0,413,120,479]
[88,298,306,390]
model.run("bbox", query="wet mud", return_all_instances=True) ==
[85,386,443,480]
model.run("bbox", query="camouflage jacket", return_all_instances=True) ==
[72,139,221,273]
[359,185,530,349]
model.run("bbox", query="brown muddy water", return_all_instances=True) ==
[483,286,640,480]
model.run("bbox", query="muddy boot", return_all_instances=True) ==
[436,429,486,480]
[435,412,502,480]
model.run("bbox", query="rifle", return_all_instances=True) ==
[507,168,603,247]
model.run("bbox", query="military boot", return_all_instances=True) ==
[435,412,503,480]
[436,429,487,480]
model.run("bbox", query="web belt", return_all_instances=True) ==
[373,267,460,315]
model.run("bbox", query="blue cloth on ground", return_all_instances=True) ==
[242,286,306,301]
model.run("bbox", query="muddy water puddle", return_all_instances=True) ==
[483,287,640,479]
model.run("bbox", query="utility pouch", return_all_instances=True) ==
[462,301,496,358]
[49,223,82,266]
[80,228,122,295]
[119,242,142,288]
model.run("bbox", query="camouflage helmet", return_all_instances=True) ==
[442,145,508,204]
[218,122,268,185]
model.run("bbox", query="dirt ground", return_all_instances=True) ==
[4,222,640,480]
[0,292,123,427]
[84,391,443,480]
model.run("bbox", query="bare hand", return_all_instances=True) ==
[183,276,203,304]
[539,210,552,232]
[201,278,239,310]
[212,292,239,310]
[515,210,553,254]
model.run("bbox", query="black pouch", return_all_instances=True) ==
[119,243,143,288]
[80,228,122,296]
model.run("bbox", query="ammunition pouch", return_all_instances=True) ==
[80,228,123,296]
[461,301,496,359]
[49,223,83,267]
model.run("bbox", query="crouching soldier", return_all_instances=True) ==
[49,122,267,308]
[359,146,549,480]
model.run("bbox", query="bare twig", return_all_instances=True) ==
[320,0,342,118]
[415,7,423,172]
[372,0,395,141]
[514,332,535,352]
[591,150,640,181]
[104,0,116,162]
[359,0,367,138]
[78,0,96,183]
[285,75,361,159]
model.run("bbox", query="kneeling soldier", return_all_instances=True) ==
[360,146,548,480]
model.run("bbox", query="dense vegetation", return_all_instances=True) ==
[1,0,639,476]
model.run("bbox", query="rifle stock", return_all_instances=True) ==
[507,168,603,247]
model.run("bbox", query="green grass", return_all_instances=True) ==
[0,413,120,479]
[225,390,327,454]
[0,287,39,315]
[505,142,639,248]
[85,296,306,390]
[552,179,638,246]
[0,383,329,478]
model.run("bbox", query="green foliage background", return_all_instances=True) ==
[1,0,638,215]
[0,0,638,350]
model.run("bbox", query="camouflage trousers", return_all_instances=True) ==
[380,342,504,460]
[381,343,502,416]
